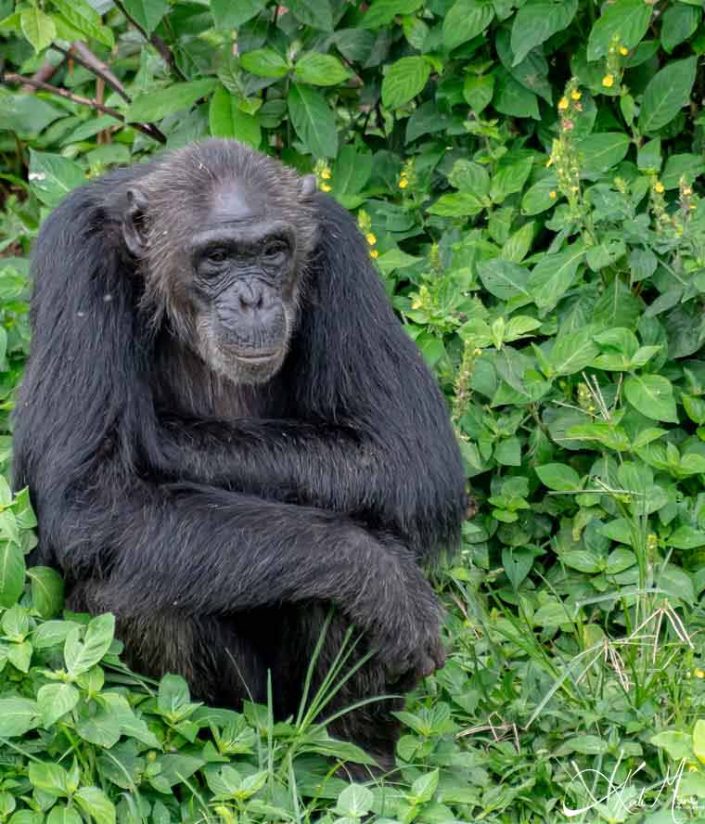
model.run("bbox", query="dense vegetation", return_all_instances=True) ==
[1,0,705,820]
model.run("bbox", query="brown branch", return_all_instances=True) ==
[1,73,166,144]
[23,58,63,92]
[53,42,129,102]
[112,0,187,82]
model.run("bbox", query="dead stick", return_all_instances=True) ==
[2,73,166,144]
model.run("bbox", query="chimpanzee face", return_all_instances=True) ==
[123,170,316,385]
[185,184,300,383]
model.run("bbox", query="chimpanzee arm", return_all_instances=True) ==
[143,195,466,556]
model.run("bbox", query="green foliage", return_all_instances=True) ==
[2,0,705,820]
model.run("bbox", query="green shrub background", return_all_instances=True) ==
[2,0,705,820]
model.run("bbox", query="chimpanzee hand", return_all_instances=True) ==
[359,538,447,690]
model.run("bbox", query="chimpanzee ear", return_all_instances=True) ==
[299,175,317,200]
[123,187,150,258]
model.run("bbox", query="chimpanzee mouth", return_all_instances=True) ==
[233,348,282,364]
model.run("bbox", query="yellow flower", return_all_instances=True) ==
[654,180,665,194]
[558,96,569,111]
[549,190,557,200]
[365,232,377,246]
[602,74,614,88]
[411,296,422,310]
[619,46,629,56]
[320,167,332,180]
[695,668,705,678]
[398,176,409,190]
[570,89,582,101]
[370,249,379,259]
[320,182,332,192]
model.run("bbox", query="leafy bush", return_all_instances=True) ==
[3,0,705,820]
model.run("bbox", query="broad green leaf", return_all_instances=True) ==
[651,730,694,761]
[639,57,697,133]
[624,374,678,422]
[0,541,24,608]
[362,0,422,28]
[119,0,167,33]
[28,761,69,796]
[211,0,267,28]
[20,7,56,52]
[463,74,494,113]
[587,0,652,61]
[442,0,494,50]
[493,70,540,119]
[287,85,337,158]
[477,259,531,300]
[287,0,333,30]
[75,788,116,824]
[381,56,431,108]
[427,192,485,217]
[49,0,114,46]
[510,0,577,64]
[410,769,439,803]
[240,49,289,79]
[528,244,584,312]
[578,133,630,174]
[37,683,79,727]
[28,566,64,618]
[448,160,490,195]
[335,785,374,817]
[46,806,82,824]
[0,697,39,737]
[64,613,115,676]
[158,673,191,715]
[547,329,600,375]
[694,720,705,765]
[661,4,700,52]
[522,176,559,215]
[536,463,580,491]
[293,52,351,86]
[127,79,217,122]
[208,86,261,147]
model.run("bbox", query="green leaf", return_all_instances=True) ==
[126,79,217,122]
[335,785,374,817]
[448,160,490,195]
[536,463,580,491]
[463,74,494,113]
[27,566,64,618]
[624,374,678,423]
[28,761,69,796]
[209,86,261,147]
[427,192,485,217]
[477,260,531,300]
[46,806,82,824]
[37,683,79,727]
[651,729,694,761]
[410,769,439,803]
[211,0,267,28]
[240,48,289,78]
[694,720,705,765]
[442,0,494,50]
[294,52,351,86]
[548,329,600,375]
[528,244,584,312]
[639,57,697,133]
[119,0,167,33]
[287,0,333,30]
[287,85,337,158]
[75,788,116,824]
[362,0,422,28]
[64,613,115,676]
[661,3,700,52]
[587,0,652,61]
[381,56,430,108]
[49,0,113,46]
[510,0,577,64]
[0,697,39,737]
[158,673,191,715]
[20,7,56,52]
[578,133,630,174]
[0,541,25,608]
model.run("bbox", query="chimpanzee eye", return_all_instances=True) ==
[262,241,287,260]
[206,248,228,263]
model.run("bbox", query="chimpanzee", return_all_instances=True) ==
[13,139,466,767]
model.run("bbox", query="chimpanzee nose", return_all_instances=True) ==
[236,282,266,313]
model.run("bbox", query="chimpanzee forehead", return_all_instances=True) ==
[209,182,268,225]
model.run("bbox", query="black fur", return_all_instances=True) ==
[13,140,466,765]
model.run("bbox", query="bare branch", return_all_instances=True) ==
[112,0,187,82]
[1,72,166,144]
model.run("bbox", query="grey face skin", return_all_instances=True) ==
[124,178,311,385]
[187,184,300,384]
